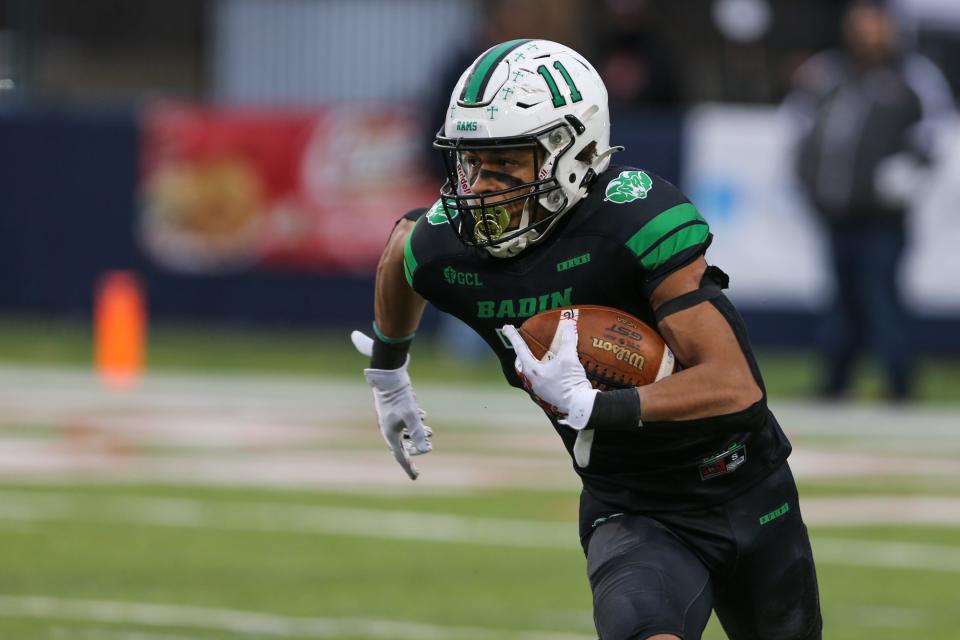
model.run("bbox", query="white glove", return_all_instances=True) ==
[500,313,599,430]
[874,152,929,209]
[351,330,432,480]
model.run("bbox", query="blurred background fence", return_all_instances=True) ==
[2,0,960,349]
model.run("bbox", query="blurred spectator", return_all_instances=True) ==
[594,0,680,107]
[784,0,954,401]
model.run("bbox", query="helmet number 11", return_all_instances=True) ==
[537,61,583,108]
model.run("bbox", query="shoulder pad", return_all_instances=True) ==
[400,207,427,223]
[589,168,711,272]
[403,199,466,287]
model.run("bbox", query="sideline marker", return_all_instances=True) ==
[94,270,146,390]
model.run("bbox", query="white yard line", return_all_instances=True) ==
[50,626,207,640]
[0,491,579,549]
[2,364,959,437]
[2,442,958,492]
[815,538,960,573]
[0,491,958,572]
[800,495,960,526]
[835,606,931,629]
[0,598,940,637]
[2,364,960,491]
[0,447,580,492]
[0,596,596,640]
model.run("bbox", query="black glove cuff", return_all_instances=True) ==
[586,388,642,431]
[370,324,413,369]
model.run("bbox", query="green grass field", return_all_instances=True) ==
[1,483,958,639]
[2,315,960,403]
[0,315,958,639]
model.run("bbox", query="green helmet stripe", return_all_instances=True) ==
[459,39,532,105]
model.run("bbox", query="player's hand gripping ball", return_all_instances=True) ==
[518,306,675,390]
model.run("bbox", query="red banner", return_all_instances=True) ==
[140,104,437,274]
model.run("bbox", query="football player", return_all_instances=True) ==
[353,40,822,640]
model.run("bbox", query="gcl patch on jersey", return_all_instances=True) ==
[604,170,653,204]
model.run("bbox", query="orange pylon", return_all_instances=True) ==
[94,271,146,390]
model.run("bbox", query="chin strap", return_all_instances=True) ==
[484,199,539,258]
[485,234,531,258]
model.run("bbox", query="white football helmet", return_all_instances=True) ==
[434,39,621,258]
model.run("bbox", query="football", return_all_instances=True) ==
[518,306,675,390]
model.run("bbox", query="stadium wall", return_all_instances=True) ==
[1,105,958,352]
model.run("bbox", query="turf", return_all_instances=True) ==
[1,315,958,639]
[0,484,958,639]
[0,315,958,403]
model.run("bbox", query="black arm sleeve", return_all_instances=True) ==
[654,265,730,323]
[644,267,769,435]
[640,399,768,435]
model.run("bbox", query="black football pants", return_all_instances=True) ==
[583,463,822,639]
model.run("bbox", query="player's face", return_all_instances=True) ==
[845,5,897,63]
[458,148,539,226]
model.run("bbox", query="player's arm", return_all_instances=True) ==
[639,256,762,422]
[501,255,763,433]
[374,218,427,345]
[500,180,762,433]
[351,216,431,480]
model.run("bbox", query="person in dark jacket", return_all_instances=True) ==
[786,0,953,401]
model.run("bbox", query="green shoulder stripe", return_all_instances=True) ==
[640,222,710,270]
[624,203,709,270]
[403,217,421,287]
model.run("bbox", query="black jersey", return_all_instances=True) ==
[402,165,791,512]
